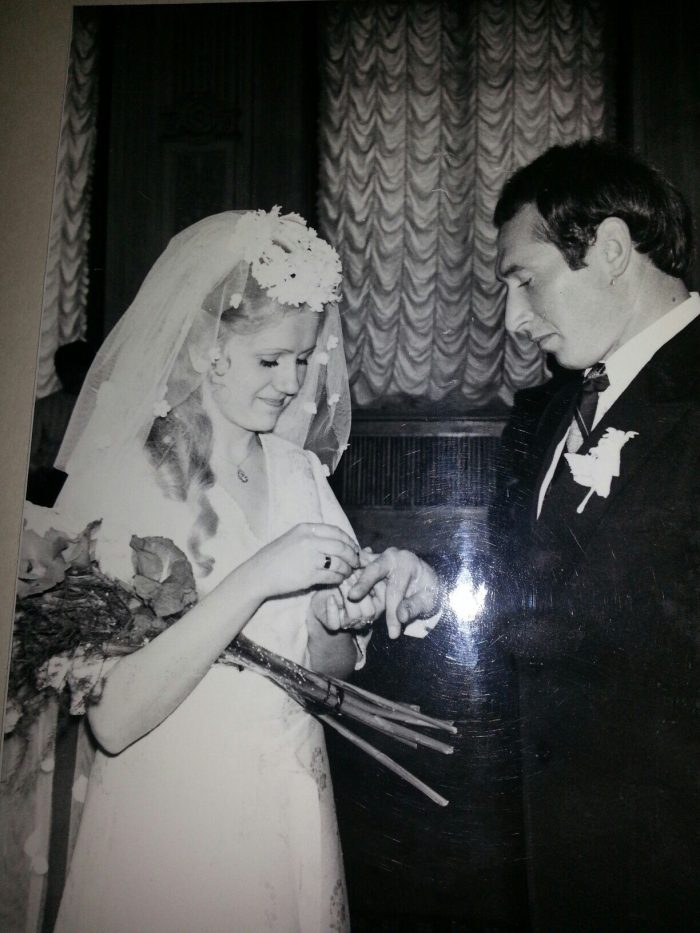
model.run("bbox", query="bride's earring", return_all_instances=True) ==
[209,352,230,379]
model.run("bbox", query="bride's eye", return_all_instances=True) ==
[296,357,310,367]
[260,359,279,368]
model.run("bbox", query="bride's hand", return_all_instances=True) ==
[309,573,382,632]
[252,523,360,597]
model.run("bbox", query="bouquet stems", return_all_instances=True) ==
[318,715,450,808]
[222,635,456,804]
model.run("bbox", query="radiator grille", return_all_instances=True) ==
[331,433,501,509]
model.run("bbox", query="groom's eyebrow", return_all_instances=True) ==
[497,262,526,281]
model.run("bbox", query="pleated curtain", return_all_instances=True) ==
[36,10,99,399]
[319,0,609,410]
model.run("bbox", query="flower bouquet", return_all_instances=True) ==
[9,521,456,805]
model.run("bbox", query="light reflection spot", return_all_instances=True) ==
[449,572,488,625]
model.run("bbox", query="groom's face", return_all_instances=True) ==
[496,203,624,369]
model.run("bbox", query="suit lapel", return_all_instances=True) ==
[533,315,700,565]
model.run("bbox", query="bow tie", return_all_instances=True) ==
[581,361,610,395]
[566,362,609,453]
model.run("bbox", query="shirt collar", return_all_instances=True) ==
[592,292,700,424]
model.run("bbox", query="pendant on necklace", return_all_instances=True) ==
[237,468,249,483]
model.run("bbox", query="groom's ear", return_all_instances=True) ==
[592,216,633,281]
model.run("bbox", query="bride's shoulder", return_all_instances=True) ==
[265,433,322,482]
[265,432,299,454]
[265,432,311,463]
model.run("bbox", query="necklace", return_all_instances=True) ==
[234,436,260,484]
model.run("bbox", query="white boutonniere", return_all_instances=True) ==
[565,427,639,514]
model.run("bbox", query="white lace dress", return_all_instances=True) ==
[50,434,351,933]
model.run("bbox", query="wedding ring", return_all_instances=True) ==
[323,555,332,570]
[339,617,374,631]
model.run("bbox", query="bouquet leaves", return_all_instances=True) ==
[130,535,197,618]
[9,522,456,805]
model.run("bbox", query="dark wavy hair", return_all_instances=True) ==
[493,139,693,280]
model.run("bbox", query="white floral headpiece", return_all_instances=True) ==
[236,206,342,313]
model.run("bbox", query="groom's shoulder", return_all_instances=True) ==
[646,312,700,393]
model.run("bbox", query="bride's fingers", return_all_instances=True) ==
[325,593,342,631]
[316,569,349,586]
[313,539,360,566]
[317,553,356,579]
[307,524,360,555]
[313,550,357,582]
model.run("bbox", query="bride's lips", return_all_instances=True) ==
[258,397,286,408]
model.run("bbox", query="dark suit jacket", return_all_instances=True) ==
[490,315,700,932]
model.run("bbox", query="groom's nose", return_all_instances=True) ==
[504,288,533,336]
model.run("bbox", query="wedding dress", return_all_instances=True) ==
[52,434,351,933]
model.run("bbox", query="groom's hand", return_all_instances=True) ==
[348,548,441,639]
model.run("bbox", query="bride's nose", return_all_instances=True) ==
[273,358,302,396]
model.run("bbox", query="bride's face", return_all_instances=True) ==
[205,309,321,434]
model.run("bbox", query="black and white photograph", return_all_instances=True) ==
[1,1,699,931]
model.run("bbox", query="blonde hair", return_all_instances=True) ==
[145,273,319,573]
[145,391,218,574]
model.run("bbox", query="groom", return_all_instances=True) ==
[353,140,700,930]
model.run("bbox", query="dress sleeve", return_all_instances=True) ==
[305,450,356,539]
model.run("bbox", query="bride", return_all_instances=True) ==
[44,209,381,932]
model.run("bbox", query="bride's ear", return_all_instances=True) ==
[188,344,211,374]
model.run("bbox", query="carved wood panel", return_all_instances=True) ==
[99,3,319,334]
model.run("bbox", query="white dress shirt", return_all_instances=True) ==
[536,292,700,518]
